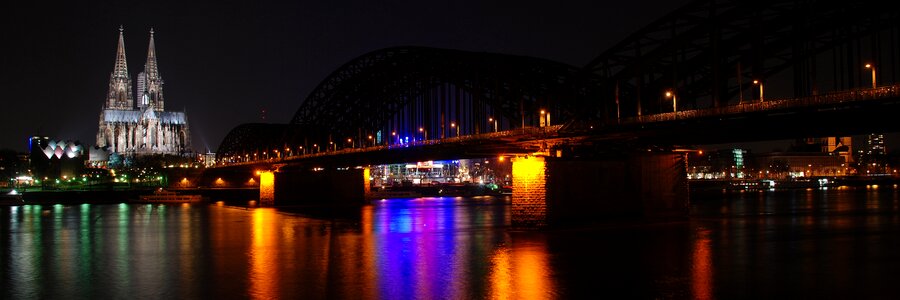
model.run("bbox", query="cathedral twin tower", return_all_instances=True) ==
[96,27,191,156]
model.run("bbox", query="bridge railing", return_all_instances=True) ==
[218,125,565,166]
[623,84,900,124]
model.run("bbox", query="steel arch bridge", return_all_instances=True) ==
[218,46,586,159]
[582,0,899,123]
[217,0,900,160]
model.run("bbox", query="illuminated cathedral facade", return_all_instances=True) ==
[96,27,191,155]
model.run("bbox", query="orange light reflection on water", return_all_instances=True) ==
[489,241,554,299]
[692,228,713,300]
[250,208,278,300]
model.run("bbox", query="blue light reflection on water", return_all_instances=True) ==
[374,197,464,299]
[7,189,900,298]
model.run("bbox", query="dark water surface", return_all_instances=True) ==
[4,188,900,299]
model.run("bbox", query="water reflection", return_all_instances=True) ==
[250,208,278,300]
[5,189,900,298]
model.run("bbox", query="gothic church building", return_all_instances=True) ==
[96,27,191,155]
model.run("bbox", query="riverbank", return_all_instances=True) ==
[0,187,260,206]
[690,176,900,191]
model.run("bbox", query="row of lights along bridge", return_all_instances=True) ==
[662,63,879,113]
[227,62,881,163]
[222,111,544,164]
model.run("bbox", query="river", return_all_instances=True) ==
[4,187,900,298]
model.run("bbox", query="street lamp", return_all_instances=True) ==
[450,122,459,137]
[419,127,427,141]
[488,117,498,132]
[753,80,764,102]
[368,135,373,147]
[664,91,677,113]
[347,138,353,148]
[539,109,550,127]
[391,131,397,145]
[865,63,876,89]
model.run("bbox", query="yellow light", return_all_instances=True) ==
[866,63,872,69]
[665,91,672,98]
[259,171,275,205]
[347,138,352,143]
[498,156,505,162]
[512,156,547,226]
[698,150,703,155]
[540,109,546,114]
[419,128,424,132]
[753,80,759,84]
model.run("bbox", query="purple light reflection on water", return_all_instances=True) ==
[6,189,900,298]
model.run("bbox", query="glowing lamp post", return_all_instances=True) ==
[865,63,876,89]
[419,127,427,141]
[539,109,550,127]
[392,131,397,145]
[489,117,498,132]
[368,135,373,147]
[664,91,677,113]
[753,80,764,102]
[451,122,459,137]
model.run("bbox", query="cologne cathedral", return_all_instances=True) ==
[96,27,191,155]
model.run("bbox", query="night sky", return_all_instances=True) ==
[6,0,890,155]
[0,0,693,153]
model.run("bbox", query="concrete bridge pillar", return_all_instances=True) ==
[511,152,689,227]
[259,171,275,206]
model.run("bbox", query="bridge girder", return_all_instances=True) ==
[290,47,586,140]
[218,0,900,160]
[583,0,899,120]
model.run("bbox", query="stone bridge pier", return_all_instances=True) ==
[258,152,688,226]
[260,168,366,207]
[511,153,689,227]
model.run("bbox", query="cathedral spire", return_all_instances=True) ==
[112,25,129,80]
[138,28,164,111]
[106,26,134,110]
[145,28,159,81]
